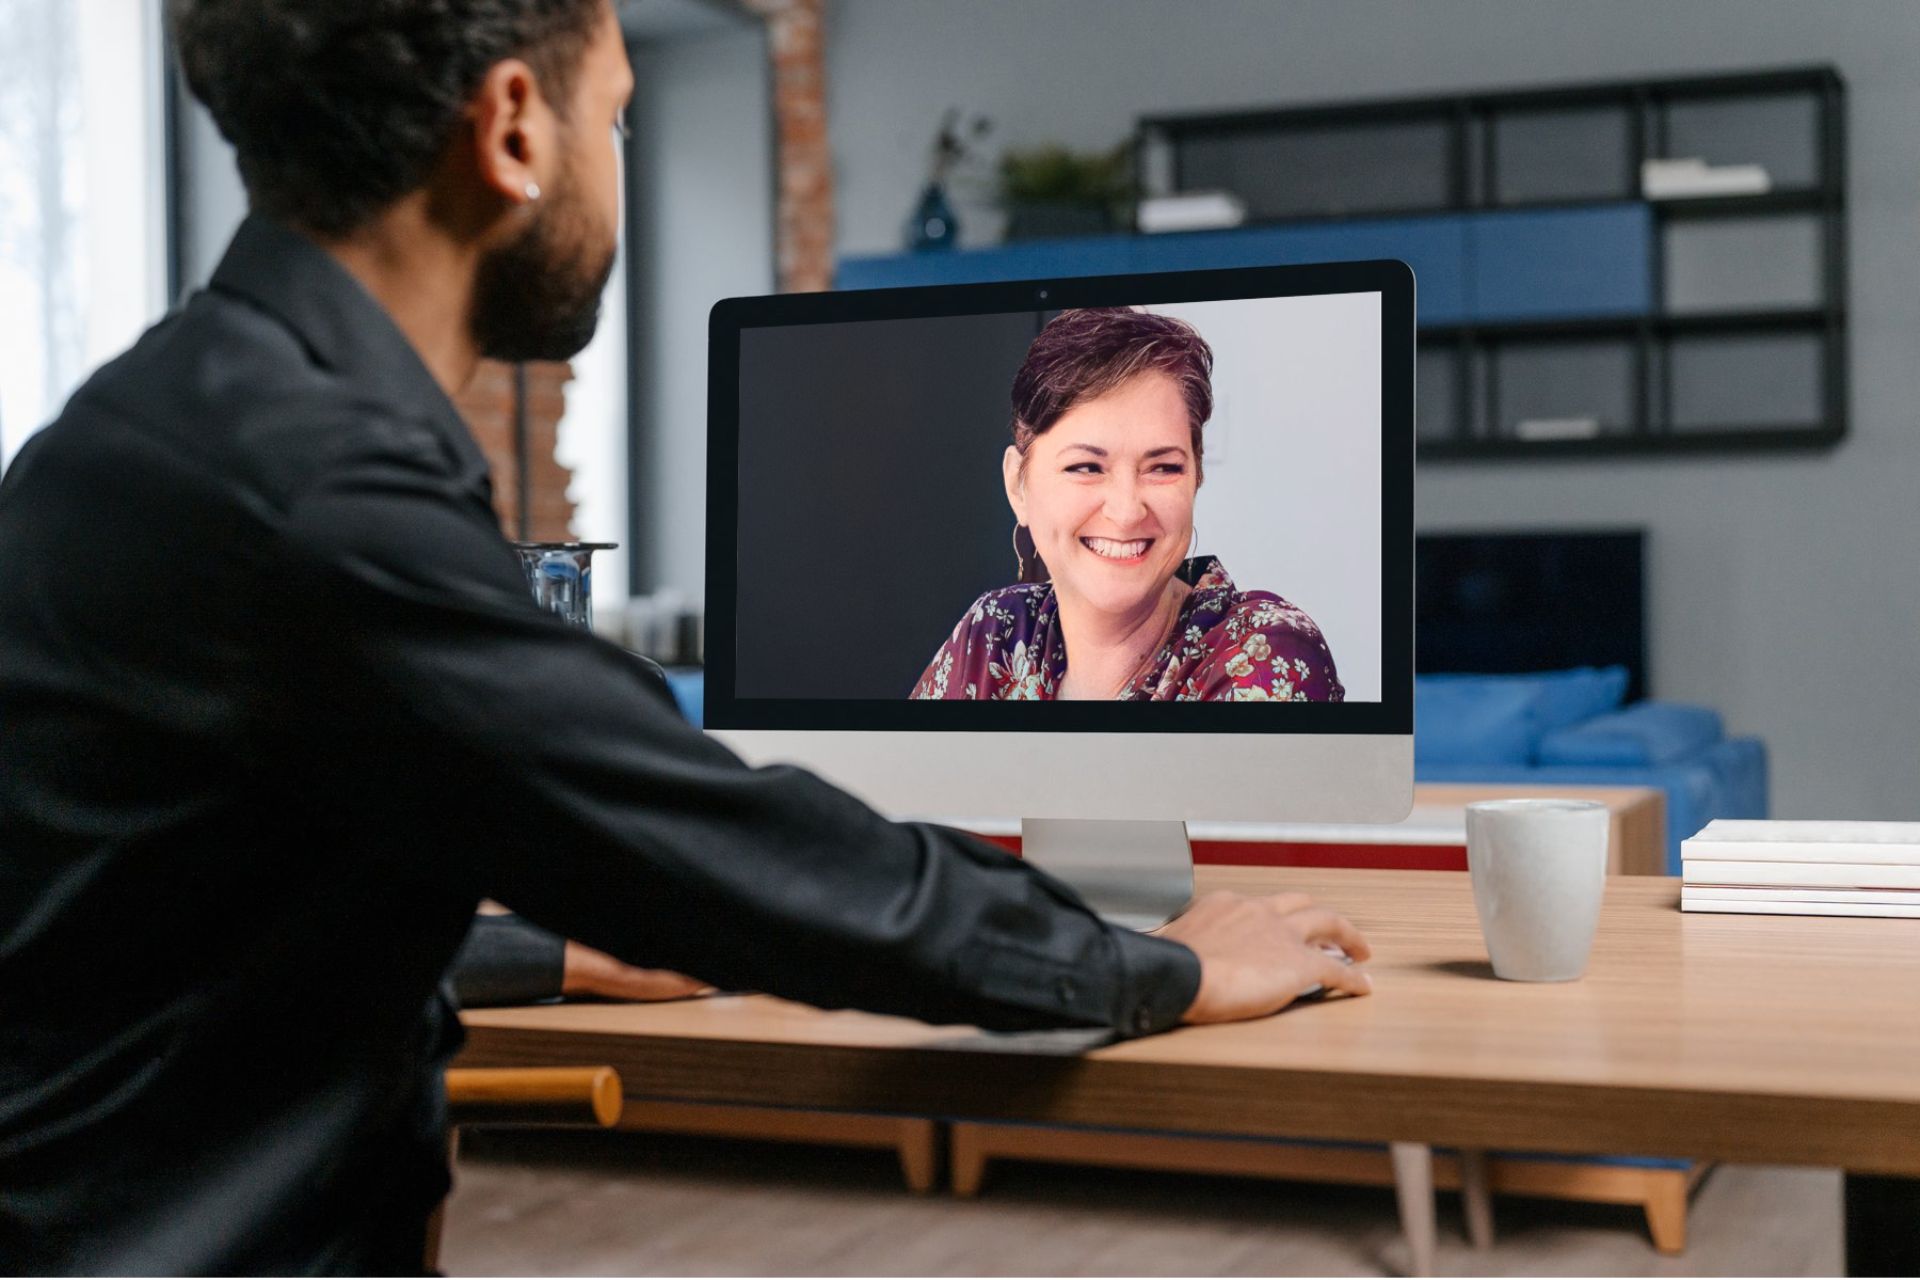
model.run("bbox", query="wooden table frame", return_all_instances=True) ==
[461,868,1920,1275]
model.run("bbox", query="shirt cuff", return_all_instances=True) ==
[1104,925,1202,1037]
[447,914,567,1008]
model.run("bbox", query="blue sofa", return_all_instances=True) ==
[1413,667,1769,873]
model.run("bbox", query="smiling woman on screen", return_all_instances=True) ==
[911,307,1343,703]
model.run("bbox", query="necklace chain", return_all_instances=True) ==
[1116,586,1188,697]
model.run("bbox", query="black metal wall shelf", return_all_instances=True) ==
[1140,66,1848,460]
[1425,307,1834,344]
[1419,424,1843,462]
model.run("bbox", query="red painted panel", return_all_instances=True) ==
[1193,841,1466,872]
[972,833,1465,872]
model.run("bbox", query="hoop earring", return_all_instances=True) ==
[1188,524,1199,562]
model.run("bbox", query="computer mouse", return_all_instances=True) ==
[1296,944,1354,1001]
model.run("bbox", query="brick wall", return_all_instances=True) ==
[452,358,576,540]
[455,2,832,544]
[747,0,835,292]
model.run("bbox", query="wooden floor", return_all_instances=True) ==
[441,1130,1841,1276]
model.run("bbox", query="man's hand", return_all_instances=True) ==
[1155,891,1373,1023]
[561,941,715,1002]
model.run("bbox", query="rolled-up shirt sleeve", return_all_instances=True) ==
[265,424,1201,1036]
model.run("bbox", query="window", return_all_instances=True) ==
[0,0,168,471]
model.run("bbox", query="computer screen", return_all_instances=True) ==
[705,260,1412,919]
[706,260,1411,743]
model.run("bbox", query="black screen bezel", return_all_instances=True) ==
[705,258,1414,734]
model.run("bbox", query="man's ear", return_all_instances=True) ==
[469,57,557,207]
[1002,445,1028,525]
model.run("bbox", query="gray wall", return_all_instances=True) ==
[628,26,774,600]
[817,0,1920,819]
[174,94,246,292]
[164,2,1920,817]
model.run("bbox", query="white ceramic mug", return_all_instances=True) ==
[1464,799,1609,982]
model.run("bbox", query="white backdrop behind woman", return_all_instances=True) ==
[1149,293,1383,702]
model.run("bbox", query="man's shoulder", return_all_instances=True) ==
[54,290,452,509]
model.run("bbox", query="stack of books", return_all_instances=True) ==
[1682,820,1920,918]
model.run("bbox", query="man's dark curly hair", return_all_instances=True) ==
[169,0,607,236]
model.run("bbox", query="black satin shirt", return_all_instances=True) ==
[0,217,1200,1273]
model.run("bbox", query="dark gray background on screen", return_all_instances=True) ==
[736,311,1045,698]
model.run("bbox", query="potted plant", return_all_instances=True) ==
[998,142,1135,241]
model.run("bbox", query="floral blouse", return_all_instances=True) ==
[910,557,1343,702]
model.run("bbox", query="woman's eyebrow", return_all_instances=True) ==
[1061,444,1189,460]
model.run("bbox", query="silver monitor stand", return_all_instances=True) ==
[1021,818,1194,931]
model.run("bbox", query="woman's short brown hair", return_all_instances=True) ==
[1009,307,1214,480]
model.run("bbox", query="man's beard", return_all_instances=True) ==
[470,175,616,364]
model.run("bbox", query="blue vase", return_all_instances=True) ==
[908,182,958,252]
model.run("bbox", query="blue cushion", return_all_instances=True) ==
[1414,678,1543,766]
[1526,665,1631,732]
[1537,702,1723,767]
[1418,733,1769,873]
[1490,1150,1692,1171]
[1414,667,1628,766]
[663,667,705,727]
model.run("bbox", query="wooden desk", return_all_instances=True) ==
[460,867,1920,1273]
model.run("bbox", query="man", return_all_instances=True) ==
[0,1,1372,1271]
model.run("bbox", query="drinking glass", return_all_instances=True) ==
[510,541,617,630]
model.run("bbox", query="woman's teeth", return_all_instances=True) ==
[1082,537,1152,561]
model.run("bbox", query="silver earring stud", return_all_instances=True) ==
[524,181,541,201]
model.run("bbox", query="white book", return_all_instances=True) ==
[1514,416,1601,441]
[1693,819,1920,844]
[1641,157,1772,199]
[1680,897,1920,919]
[1137,192,1247,234]
[1683,886,1920,906]
[1682,842,1920,866]
[1682,820,1920,865]
[1682,860,1920,890]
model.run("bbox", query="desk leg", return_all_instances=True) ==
[1845,1173,1920,1277]
[897,1118,940,1194]
[1389,1142,1437,1277]
[1458,1149,1495,1250]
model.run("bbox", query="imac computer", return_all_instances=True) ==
[705,260,1414,927]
